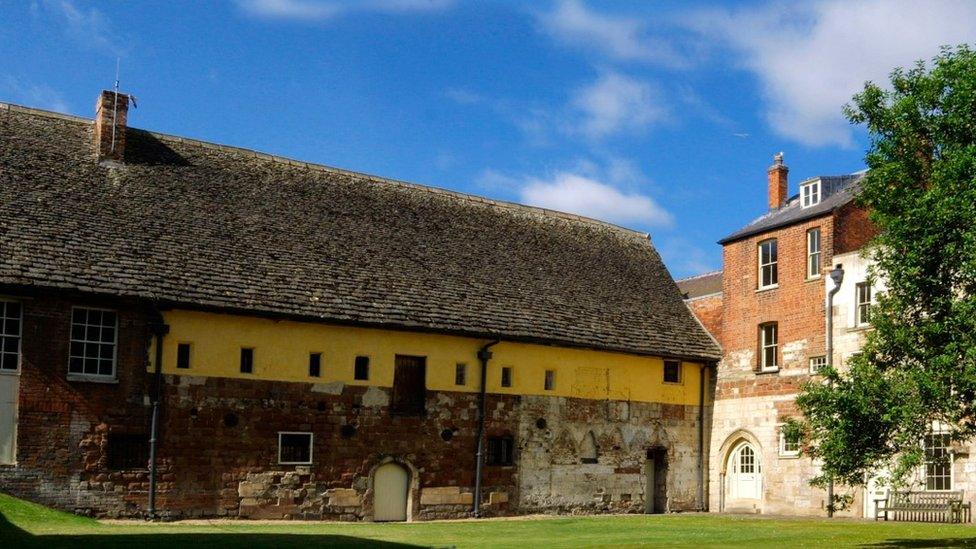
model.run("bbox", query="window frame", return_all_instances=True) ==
[485,435,515,467]
[757,239,778,289]
[924,430,953,491]
[239,347,254,374]
[663,360,682,384]
[500,366,513,388]
[806,228,822,279]
[308,352,322,378]
[354,355,370,381]
[0,300,22,374]
[800,180,821,208]
[455,363,467,386]
[779,428,801,457]
[759,322,779,372]
[67,306,119,381]
[855,283,872,326]
[809,355,827,375]
[544,369,556,391]
[176,343,191,370]
[277,431,314,465]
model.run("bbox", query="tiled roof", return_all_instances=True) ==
[0,103,720,361]
[676,271,722,300]
[719,174,864,244]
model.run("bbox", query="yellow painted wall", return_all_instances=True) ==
[150,309,708,406]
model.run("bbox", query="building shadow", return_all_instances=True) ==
[0,511,425,549]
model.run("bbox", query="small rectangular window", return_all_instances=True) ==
[801,180,821,208]
[544,369,556,391]
[240,348,254,374]
[807,228,821,278]
[663,360,681,384]
[809,355,827,374]
[758,239,778,289]
[759,323,778,371]
[856,283,872,325]
[176,343,191,369]
[0,301,22,372]
[107,433,148,470]
[278,432,313,465]
[68,307,118,378]
[779,429,801,457]
[455,363,466,386]
[501,366,513,388]
[486,436,514,466]
[309,353,322,378]
[354,356,370,381]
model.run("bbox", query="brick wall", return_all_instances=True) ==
[833,203,876,255]
[686,295,722,343]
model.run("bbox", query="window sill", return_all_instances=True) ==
[847,325,872,333]
[778,452,801,459]
[805,276,822,283]
[755,368,780,375]
[67,374,118,384]
[756,285,779,293]
[663,381,683,386]
[0,369,20,376]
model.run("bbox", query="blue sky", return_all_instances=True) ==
[3,0,975,278]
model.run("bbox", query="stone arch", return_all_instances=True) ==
[718,429,764,512]
[580,430,598,464]
[551,429,577,465]
[363,455,420,522]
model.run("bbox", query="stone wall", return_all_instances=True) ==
[1,292,708,520]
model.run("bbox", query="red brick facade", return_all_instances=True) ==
[686,295,722,343]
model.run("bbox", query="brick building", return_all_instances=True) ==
[685,154,877,515]
[0,91,719,520]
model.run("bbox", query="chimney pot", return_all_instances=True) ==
[94,90,130,163]
[767,152,788,210]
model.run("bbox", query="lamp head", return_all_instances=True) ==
[829,264,845,287]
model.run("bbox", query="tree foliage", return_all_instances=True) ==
[796,46,976,491]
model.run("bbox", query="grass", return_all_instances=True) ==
[2,492,975,548]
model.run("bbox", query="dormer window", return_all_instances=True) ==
[800,180,821,208]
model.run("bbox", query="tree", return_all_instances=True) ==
[794,45,976,493]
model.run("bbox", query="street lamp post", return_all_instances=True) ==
[825,264,844,518]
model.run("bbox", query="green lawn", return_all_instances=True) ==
[1,492,974,548]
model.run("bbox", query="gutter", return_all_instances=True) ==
[147,307,169,520]
[472,339,499,518]
[697,362,712,511]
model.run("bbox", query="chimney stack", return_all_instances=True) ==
[767,152,788,210]
[94,90,130,163]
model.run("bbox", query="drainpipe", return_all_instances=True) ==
[147,307,169,521]
[825,264,845,518]
[472,339,499,518]
[697,362,711,511]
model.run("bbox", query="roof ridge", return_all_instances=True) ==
[0,100,651,241]
[675,270,722,282]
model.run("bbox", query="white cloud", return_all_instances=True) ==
[39,0,125,56]
[570,71,667,138]
[537,0,689,68]
[690,0,976,147]
[2,77,69,113]
[239,0,452,20]
[504,158,674,227]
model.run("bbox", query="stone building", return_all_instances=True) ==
[0,91,720,520]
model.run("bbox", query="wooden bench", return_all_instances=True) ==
[875,490,971,523]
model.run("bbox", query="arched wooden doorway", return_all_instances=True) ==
[373,462,410,521]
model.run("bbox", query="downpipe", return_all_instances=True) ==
[472,339,499,518]
[147,308,169,521]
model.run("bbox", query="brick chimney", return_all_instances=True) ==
[767,152,788,210]
[94,90,130,163]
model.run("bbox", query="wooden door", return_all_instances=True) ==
[374,463,409,521]
[645,457,656,513]
[391,355,426,415]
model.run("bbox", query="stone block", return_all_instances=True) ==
[326,488,361,508]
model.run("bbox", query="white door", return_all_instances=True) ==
[864,473,889,519]
[0,374,18,465]
[374,463,409,521]
[727,442,762,501]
